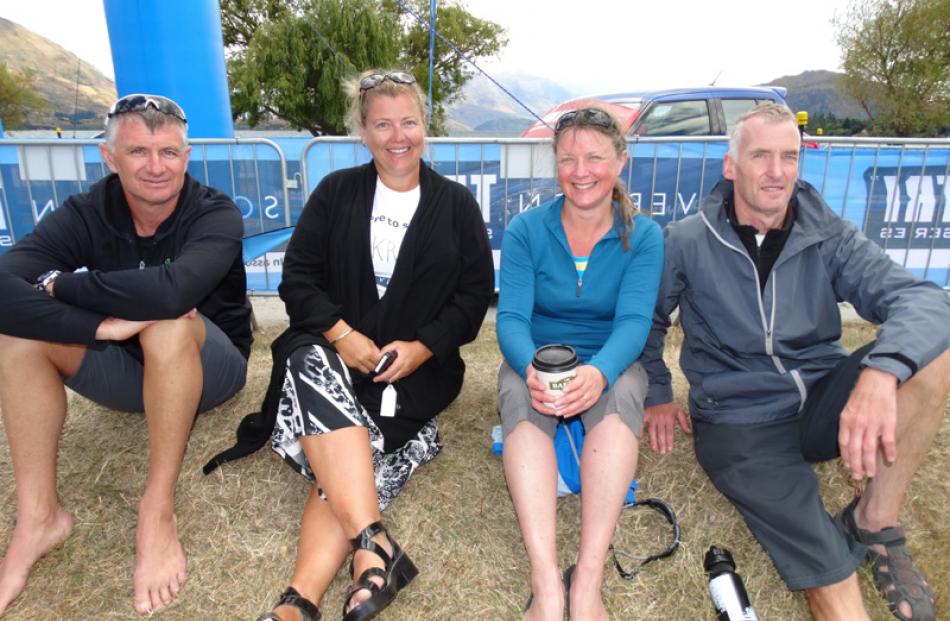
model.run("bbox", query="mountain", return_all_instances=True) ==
[0,17,116,130]
[446,72,580,136]
[762,70,866,120]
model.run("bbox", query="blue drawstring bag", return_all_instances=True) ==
[492,419,637,503]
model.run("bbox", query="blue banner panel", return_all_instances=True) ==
[1,138,947,291]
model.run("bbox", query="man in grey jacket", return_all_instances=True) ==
[641,102,950,621]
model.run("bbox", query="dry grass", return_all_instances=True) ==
[0,319,947,620]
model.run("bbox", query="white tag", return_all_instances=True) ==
[380,384,397,418]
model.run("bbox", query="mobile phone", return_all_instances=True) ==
[373,351,397,375]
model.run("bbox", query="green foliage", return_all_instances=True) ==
[221,0,507,135]
[225,0,399,135]
[835,0,950,136]
[807,114,870,136]
[384,0,507,134]
[0,63,46,129]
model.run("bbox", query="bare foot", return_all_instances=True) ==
[524,566,564,621]
[0,506,74,615]
[568,565,608,621]
[132,507,187,614]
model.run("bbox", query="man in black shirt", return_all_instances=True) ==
[0,95,251,615]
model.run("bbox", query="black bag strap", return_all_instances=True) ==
[608,498,680,581]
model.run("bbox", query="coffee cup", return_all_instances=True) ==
[532,344,579,396]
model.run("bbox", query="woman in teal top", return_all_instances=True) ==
[496,107,663,621]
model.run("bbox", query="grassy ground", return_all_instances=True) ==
[0,320,947,620]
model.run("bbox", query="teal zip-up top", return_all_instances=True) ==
[497,196,663,389]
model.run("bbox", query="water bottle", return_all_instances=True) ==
[704,546,758,621]
[491,424,503,456]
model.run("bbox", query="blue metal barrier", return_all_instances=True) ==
[2,136,948,293]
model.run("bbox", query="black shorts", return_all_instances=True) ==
[692,343,874,591]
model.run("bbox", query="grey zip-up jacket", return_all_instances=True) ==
[642,179,950,424]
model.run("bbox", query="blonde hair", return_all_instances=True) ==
[553,107,638,250]
[343,69,428,135]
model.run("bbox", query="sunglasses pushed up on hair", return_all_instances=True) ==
[359,72,417,93]
[554,107,614,134]
[107,94,187,123]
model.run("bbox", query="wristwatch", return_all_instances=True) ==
[34,269,62,296]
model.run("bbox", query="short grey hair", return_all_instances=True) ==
[103,107,188,152]
[728,102,797,158]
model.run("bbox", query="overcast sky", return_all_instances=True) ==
[2,0,852,93]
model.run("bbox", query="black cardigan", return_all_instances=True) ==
[205,161,494,473]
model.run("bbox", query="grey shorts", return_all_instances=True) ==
[65,315,247,414]
[692,343,875,591]
[497,360,647,440]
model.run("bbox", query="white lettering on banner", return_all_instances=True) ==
[881,227,950,240]
[32,198,56,223]
[234,194,280,220]
[0,195,9,245]
[677,192,697,215]
[445,174,496,223]
[629,192,698,216]
[882,175,900,222]
[263,194,280,220]
[882,175,947,224]
[234,196,254,218]
[518,193,543,212]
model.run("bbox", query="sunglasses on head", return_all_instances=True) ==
[359,72,417,93]
[107,94,187,123]
[554,107,614,134]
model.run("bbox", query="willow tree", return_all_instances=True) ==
[226,0,398,135]
[835,0,950,136]
[222,0,507,135]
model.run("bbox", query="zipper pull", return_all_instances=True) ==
[576,277,583,297]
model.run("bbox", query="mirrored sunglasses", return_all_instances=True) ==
[107,94,187,123]
[359,72,417,93]
[555,107,614,134]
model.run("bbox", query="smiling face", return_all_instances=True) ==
[555,127,626,213]
[360,93,425,191]
[98,115,190,213]
[723,115,801,230]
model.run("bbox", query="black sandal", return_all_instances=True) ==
[836,497,935,621]
[342,521,418,621]
[257,586,321,621]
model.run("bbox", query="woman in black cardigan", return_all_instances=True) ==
[209,72,493,621]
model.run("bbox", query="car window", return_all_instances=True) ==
[635,100,710,136]
[722,99,762,133]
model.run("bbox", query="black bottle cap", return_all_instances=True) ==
[704,546,736,574]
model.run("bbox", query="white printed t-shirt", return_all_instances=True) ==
[370,177,420,297]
